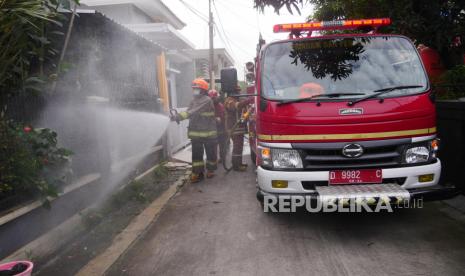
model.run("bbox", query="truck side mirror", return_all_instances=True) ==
[246,61,255,72]
[246,72,255,83]
[220,68,237,93]
[245,61,255,83]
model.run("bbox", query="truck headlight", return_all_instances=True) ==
[258,147,303,169]
[405,146,430,163]
[272,148,303,169]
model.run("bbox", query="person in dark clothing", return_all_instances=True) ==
[171,78,217,182]
[224,85,253,171]
[208,89,226,162]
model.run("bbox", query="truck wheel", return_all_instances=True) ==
[256,190,265,209]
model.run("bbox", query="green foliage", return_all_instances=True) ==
[81,208,104,229]
[0,118,73,205]
[308,0,465,69]
[152,162,168,180]
[442,65,465,85]
[0,0,77,99]
[254,0,306,14]
[254,0,465,69]
[435,65,465,100]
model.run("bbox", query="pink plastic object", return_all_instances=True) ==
[0,261,34,276]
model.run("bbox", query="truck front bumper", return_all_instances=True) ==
[257,159,459,202]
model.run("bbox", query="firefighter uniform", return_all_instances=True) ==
[208,90,226,161]
[224,90,253,171]
[215,102,226,161]
[173,79,217,182]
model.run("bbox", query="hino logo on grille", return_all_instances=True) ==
[339,108,363,115]
[342,144,364,158]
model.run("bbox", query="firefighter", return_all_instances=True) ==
[208,89,226,162]
[170,78,217,182]
[299,82,324,98]
[224,85,253,171]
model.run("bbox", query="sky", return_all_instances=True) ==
[162,0,314,80]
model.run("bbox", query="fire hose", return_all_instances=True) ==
[169,108,180,124]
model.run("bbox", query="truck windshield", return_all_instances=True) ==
[262,36,428,101]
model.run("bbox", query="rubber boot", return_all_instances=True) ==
[191,172,204,183]
[233,164,248,172]
[206,170,215,178]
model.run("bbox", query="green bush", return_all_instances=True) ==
[0,118,73,206]
[436,65,465,100]
[0,0,79,97]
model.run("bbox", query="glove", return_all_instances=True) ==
[169,114,177,121]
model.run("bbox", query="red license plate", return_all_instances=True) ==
[329,169,382,185]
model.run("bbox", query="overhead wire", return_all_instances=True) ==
[211,0,239,63]
[213,0,256,61]
[216,0,259,30]
[177,0,209,23]
[213,24,240,62]
[214,0,258,58]
[177,0,255,65]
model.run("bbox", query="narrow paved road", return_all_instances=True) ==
[109,157,465,276]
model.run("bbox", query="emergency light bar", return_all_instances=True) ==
[273,18,391,33]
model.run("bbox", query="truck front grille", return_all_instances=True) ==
[293,139,409,170]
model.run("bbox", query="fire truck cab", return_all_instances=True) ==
[247,18,458,207]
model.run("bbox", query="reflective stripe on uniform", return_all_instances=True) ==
[192,161,205,167]
[188,130,217,138]
[200,111,215,117]
[179,111,189,120]
[207,160,217,165]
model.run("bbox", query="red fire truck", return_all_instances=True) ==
[246,18,458,206]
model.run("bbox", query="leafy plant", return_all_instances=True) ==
[253,0,465,69]
[0,0,78,103]
[81,208,104,229]
[0,118,73,206]
[435,65,465,100]
[152,162,168,180]
[254,0,306,14]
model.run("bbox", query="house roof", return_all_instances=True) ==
[80,0,186,29]
[74,9,166,51]
[188,48,235,67]
[125,23,195,50]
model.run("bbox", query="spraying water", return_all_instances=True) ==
[38,97,170,197]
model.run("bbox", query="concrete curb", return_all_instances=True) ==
[75,171,190,276]
[2,205,91,262]
[0,173,100,227]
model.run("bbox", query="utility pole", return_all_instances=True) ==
[208,0,215,89]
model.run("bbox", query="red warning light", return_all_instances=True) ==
[273,18,391,33]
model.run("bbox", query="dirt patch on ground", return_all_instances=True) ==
[34,164,188,276]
